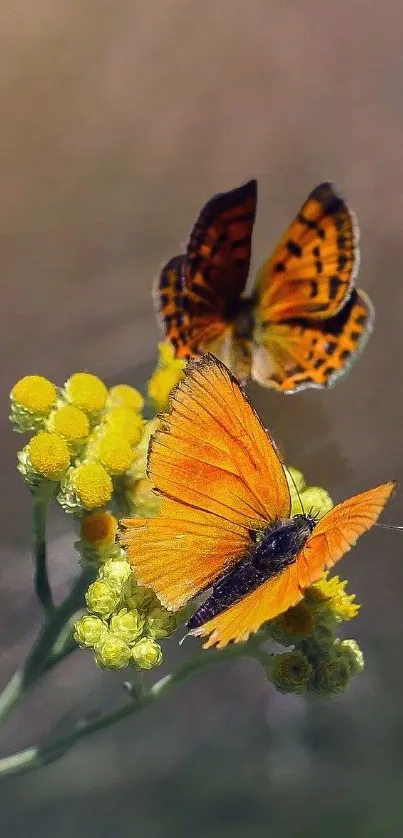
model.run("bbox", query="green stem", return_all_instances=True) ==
[0,567,94,727]
[32,497,53,616]
[0,642,264,779]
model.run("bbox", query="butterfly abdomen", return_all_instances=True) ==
[186,515,315,631]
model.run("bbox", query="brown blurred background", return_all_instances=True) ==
[1,2,403,836]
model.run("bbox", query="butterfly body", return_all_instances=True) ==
[156,181,374,392]
[187,514,316,631]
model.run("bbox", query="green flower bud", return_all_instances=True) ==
[268,650,313,695]
[310,656,351,697]
[109,608,145,643]
[73,615,108,649]
[94,632,131,669]
[145,605,177,639]
[100,559,132,594]
[299,486,333,519]
[335,638,365,676]
[131,638,163,670]
[268,602,314,646]
[85,579,121,617]
[123,577,158,611]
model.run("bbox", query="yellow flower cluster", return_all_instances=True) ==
[11,370,146,513]
[147,341,186,412]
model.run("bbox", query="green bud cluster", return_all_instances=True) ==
[74,556,177,670]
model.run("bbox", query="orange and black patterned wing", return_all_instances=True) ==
[255,182,359,323]
[192,481,396,648]
[252,289,374,392]
[296,482,396,588]
[120,354,290,610]
[183,180,257,350]
[155,254,191,359]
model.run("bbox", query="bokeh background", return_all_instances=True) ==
[1,2,403,835]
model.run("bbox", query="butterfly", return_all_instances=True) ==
[155,180,374,392]
[120,355,395,648]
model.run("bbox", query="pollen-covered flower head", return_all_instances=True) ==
[10,375,58,432]
[147,341,186,412]
[18,431,70,490]
[107,384,144,413]
[58,462,113,513]
[64,372,108,415]
[103,406,144,446]
[47,404,90,449]
[96,432,136,476]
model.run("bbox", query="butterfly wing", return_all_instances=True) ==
[192,481,396,648]
[255,182,359,324]
[120,354,290,609]
[252,290,374,392]
[184,180,257,351]
[296,482,396,589]
[154,254,191,359]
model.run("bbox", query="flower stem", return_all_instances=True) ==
[0,642,263,778]
[32,497,53,616]
[0,568,94,727]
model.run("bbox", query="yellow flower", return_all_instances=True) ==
[64,372,108,414]
[100,558,132,593]
[147,341,186,412]
[97,433,135,476]
[26,432,70,481]
[305,572,360,621]
[129,418,160,481]
[103,407,144,446]
[107,384,144,413]
[299,486,333,519]
[81,511,117,546]
[60,462,113,512]
[128,477,161,518]
[47,405,89,445]
[10,375,58,431]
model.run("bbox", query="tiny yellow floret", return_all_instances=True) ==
[28,432,70,481]
[107,384,144,413]
[74,462,113,509]
[12,376,57,415]
[104,407,144,445]
[81,511,117,546]
[64,372,108,413]
[97,433,135,475]
[48,404,89,442]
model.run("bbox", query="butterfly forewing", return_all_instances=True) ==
[255,182,359,324]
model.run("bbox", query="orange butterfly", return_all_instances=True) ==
[155,180,374,392]
[120,355,395,648]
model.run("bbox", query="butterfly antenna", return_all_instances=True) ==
[285,466,305,515]
[375,523,403,530]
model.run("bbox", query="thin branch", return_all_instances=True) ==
[0,643,268,779]
[32,497,53,616]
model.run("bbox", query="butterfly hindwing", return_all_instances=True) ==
[296,482,397,588]
[155,254,192,359]
[252,290,374,392]
[255,182,360,324]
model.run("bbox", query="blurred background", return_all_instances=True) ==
[1,1,403,835]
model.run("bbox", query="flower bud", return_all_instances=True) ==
[145,605,177,639]
[110,608,145,643]
[94,632,131,669]
[85,579,121,617]
[131,638,163,670]
[267,650,313,695]
[74,615,108,649]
